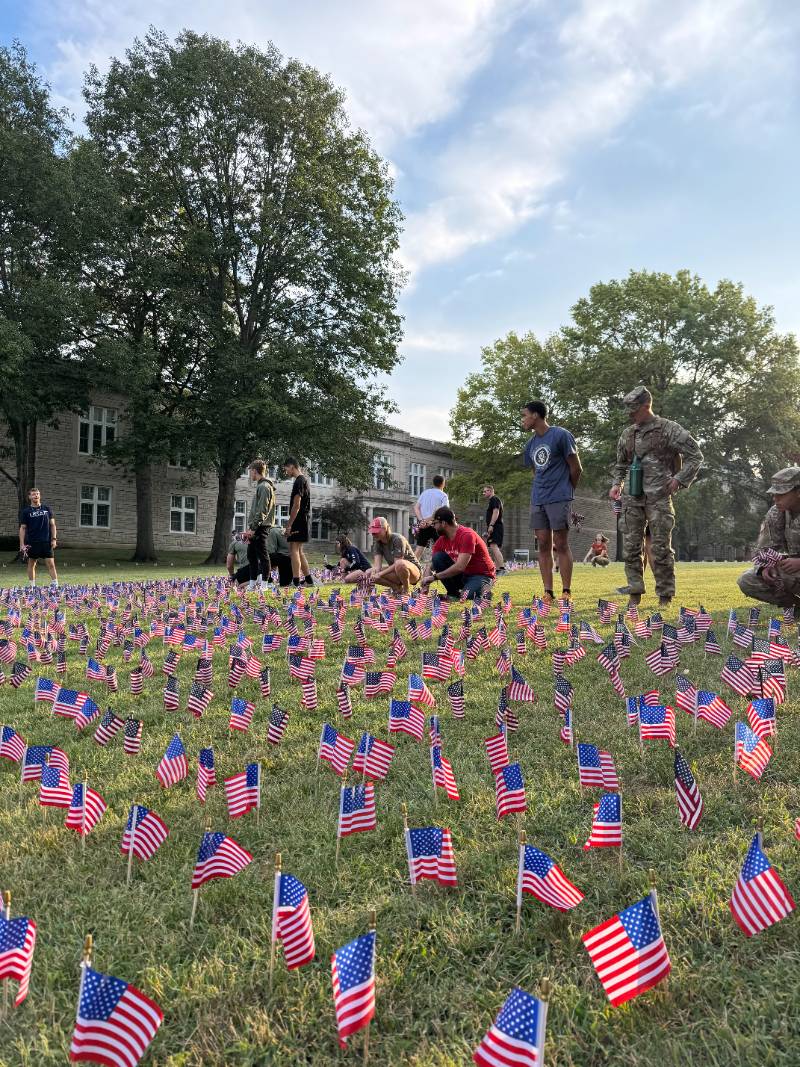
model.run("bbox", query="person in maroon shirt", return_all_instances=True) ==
[420,506,496,600]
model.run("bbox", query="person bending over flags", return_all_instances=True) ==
[335,535,372,584]
[226,533,252,588]
[421,507,495,601]
[245,459,276,591]
[367,516,422,596]
[265,526,294,587]
[583,533,610,567]
[18,488,59,587]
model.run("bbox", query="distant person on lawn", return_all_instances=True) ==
[583,533,610,566]
[284,457,314,587]
[413,474,449,560]
[482,485,506,576]
[335,535,372,583]
[521,400,582,603]
[737,466,800,609]
[19,487,58,586]
[246,459,276,591]
[368,516,421,595]
[421,506,496,600]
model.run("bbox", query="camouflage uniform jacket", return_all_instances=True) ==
[613,416,703,505]
[756,506,800,557]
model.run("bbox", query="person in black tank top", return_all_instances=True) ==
[284,458,313,586]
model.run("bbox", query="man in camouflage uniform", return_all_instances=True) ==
[609,386,703,608]
[737,467,800,608]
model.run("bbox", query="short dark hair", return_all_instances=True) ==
[432,474,445,488]
[432,506,456,525]
[523,400,547,419]
[283,456,299,468]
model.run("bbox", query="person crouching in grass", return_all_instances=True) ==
[368,516,421,595]
[336,535,372,583]
[420,506,496,600]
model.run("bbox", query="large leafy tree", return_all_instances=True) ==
[84,30,403,562]
[0,43,89,512]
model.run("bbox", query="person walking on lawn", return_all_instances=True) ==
[284,457,314,587]
[18,487,59,586]
[245,460,276,591]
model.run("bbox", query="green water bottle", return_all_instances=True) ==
[628,454,643,497]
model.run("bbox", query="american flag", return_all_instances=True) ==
[227,657,246,688]
[695,690,733,729]
[262,633,283,653]
[224,762,261,818]
[338,783,377,837]
[187,682,213,719]
[390,629,407,661]
[577,744,619,790]
[518,844,584,912]
[105,665,118,693]
[495,647,512,677]
[120,804,169,860]
[93,710,124,747]
[484,733,509,774]
[447,680,466,718]
[508,666,535,702]
[129,667,143,695]
[268,705,290,746]
[583,793,622,849]
[720,655,756,697]
[553,676,573,713]
[244,652,264,679]
[38,765,73,808]
[389,700,425,741]
[408,673,436,707]
[645,642,678,675]
[163,675,180,711]
[363,670,396,698]
[473,986,546,1067]
[674,751,703,829]
[340,660,365,687]
[139,651,154,678]
[422,651,450,682]
[123,718,142,755]
[64,782,107,836]
[495,762,527,820]
[156,734,188,787]
[196,747,216,802]
[331,930,376,1048]
[674,674,697,715]
[195,656,213,685]
[639,705,676,747]
[759,659,786,703]
[730,833,795,937]
[191,831,253,889]
[53,688,86,720]
[582,894,671,1005]
[288,654,316,681]
[318,724,355,776]
[431,745,460,800]
[300,677,318,709]
[363,737,395,781]
[579,620,603,644]
[34,676,58,703]
[560,707,573,745]
[625,697,639,728]
[405,826,458,886]
[69,962,163,1067]
[21,745,52,782]
[734,722,772,779]
[0,726,26,763]
[272,872,315,970]
[0,914,37,1007]
[73,696,101,732]
[229,697,255,732]
[597,644,620,675]
[162,648,180,675]
[85,657,104,681]
[746,697,776,739]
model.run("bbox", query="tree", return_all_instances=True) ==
[0,43,89,513]
[319,495,366,536]
[84,30,403,563]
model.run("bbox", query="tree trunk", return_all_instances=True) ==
[10,419,37,511]
[206,463,238,564]
[132,463,158,562]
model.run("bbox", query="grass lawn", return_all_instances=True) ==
[0,562,798,1065]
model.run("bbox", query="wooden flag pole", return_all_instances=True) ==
[269,852,281,991]
[515,831,525,935]
[190,822,211,928]
[81,771,88,852]
[756,818,763,850]
[401,804,414,894]
[733,734,739,784]
[2,891,10,1016]
[538,978,551,1066]
[126,803,138,887]
[335,773,346,868]
[363,909,377,1067]
[18,745,26,803]
[693,690,698,736]
[618,790,624,871]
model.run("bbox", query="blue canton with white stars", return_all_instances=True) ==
[523,846,555,877]
[596,794,621,822]
[278,873,308,908]
[0,916,30,952]
[741,835,772,881]
[493,987,541,1044]
[333,931,375,993]
[408,827,443,858]
[578,744,600,768]
[342,786,369,814]
[502,763,524,791]
[618,896,662,949]
[79,966,128,1019]
[197,832,226,863]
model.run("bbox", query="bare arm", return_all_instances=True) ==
[226,553,236,576]
[19,524,27,550]
[567,453,582,488]
[413,502,424,521]
[50,516,57,545]
[488,508,500,527]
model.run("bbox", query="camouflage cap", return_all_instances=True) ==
[766,466,800,494]
[622,386,652,409]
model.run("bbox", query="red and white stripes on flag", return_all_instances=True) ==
[582,894,671,1006]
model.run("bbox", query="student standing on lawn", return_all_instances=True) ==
[246,460,276,591]
[18,488,59,587]
[521,400,582,603]
[284,458,313,587]
[421,506,496,600]
[482,485,506,575]
[368,516,421,595]
[413,474,449,561]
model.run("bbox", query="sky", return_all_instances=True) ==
[4,0,800,441]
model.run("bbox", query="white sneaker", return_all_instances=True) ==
[247,580,256,592]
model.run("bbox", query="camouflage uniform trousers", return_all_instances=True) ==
[620,498,675,598]
[737,568,800,608]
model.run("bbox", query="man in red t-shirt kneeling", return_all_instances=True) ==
[420,507,496,601]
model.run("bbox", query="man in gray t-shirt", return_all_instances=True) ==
[414,474,449,559]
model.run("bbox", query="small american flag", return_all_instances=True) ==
[64,782,107,836]
[336,683,353,718]
[0,726,26,763]
[259,667,271,698]
[331,930,376,1048]
[268,705,290,746]
[187,682,213,719]
[120,803,169,860]
[674,751,703,829]
[156,734,188,787]
[53,688,86,720]
[69,964,164,1065]
[422,651,450,682]
[639,705,676,747]
[408,673,436,707]
[495,762,527,820]
[746,697,776,739]
[735,722,772,779]
[577,744,619,790]
[583,793,621,849]
[191,831,253,889]
[163,675,180,711]
[318,724,355,777]
[224,762,261,818]
[123,717,142,755]
[38,765,73,808]
[518,844,584,912]
[0,913,37,1007]
[196,747,216,802]
[730,833,795,937]
[229,697,255,732]
[720,654,756,697]
[560,707,573,745]
[553,676,573,713]
[34,676,58,704]
[93,709,123,747]
[73,696,101,732]
[582,894,670,1004]
[473,986,546,1067]
[272,872,315,970]
[447,680,465,718]
[405,826,458,886]
[695,690,733,729]
[431,745,460,800]
[508,666,535,702]
[129,667,143,694]
[484,733,509,774]
[300,677,318,709]
[389,700,425,741]
[338,783,377,837]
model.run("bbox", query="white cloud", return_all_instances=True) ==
[393,404,453,442]
[401,330,468,353]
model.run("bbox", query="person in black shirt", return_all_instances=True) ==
[284,457,313,587]
[335,535,371,583]
[482,485,506,575]
[18,487,59,586]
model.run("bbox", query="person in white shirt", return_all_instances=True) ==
[413,474,449,561]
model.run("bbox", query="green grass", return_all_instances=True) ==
[1,563,798,1066]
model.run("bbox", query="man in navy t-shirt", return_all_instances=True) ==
[18,487,59,587]
[521,400,582,602]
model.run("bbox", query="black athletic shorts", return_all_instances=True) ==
[234,565,251,585]
[415,524,437,548]
[487,521,504,549]
[27,541,53,560]
[287,517,309,544]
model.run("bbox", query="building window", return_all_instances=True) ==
[170,495,196,533]
[276,504,291,526]
[79,406,116,455]
[372,454,392,491]
[233,500,247,533]
[268,465,282,481]
[437,467,454,481]
[79,485,111,528]
[168,448,194,469]
[308,469,334,487]
[311,507,331,540]
[408,461,426,496]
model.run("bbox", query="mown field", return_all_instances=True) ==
[0,562,798,1066]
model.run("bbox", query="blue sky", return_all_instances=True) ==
[4,0,800,440]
